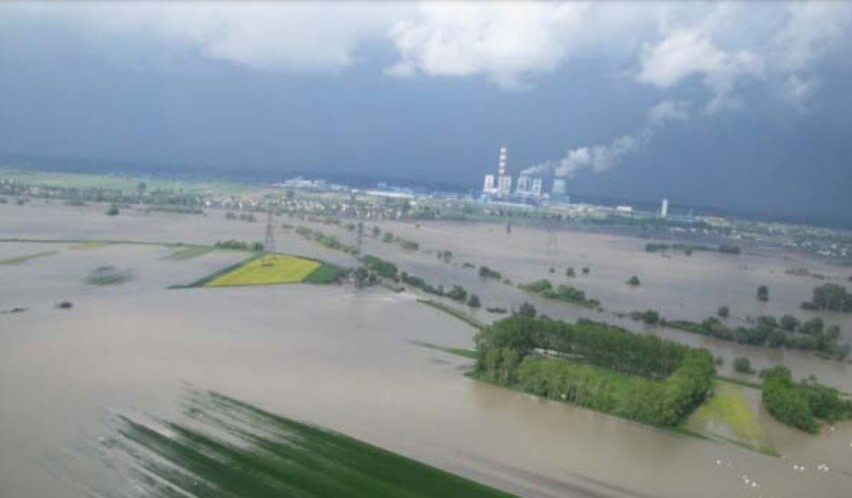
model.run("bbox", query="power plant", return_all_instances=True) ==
[480,145,564,204]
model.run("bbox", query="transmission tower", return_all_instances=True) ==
[262,206,276,266]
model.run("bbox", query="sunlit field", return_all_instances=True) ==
[206,254,321,286]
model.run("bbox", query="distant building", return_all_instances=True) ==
[531,177,543,198]
[516,174,530,194]
[497,174,512,196]
[483,174,495,192]
[660,198,669,218]
[552,178,567,196]
[616,205,633,213]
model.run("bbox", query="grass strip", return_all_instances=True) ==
[417,299,485,330]
[411,340,478,359]
[103,390,517,498]
[164,245,215,261]
[0,250,58,265]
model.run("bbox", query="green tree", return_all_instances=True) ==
[467,294,481,308]
[779,314,800,331]
[516,302,537,318]
[717,306,730,318]
[733,357,754,374]
[566,267,576,277]
[757,285,769,302]
[627,275,641,286]
[106,205,120,216]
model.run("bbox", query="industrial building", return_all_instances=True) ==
[480,145,545,203]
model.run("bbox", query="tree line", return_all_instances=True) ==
[519,279,600,308]
[473,314,716,426]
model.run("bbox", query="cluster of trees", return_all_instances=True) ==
[662,315,849,360]
[474,315,716,426]
[802,283,852,312]
[224,212,258,222]
[478,266,502,280]
[214,240,264,251]
[762,366,852,433]
[644,242,741,255]
[630,310,660,324]
[361,254,478,306]
[295,226,358,255]
[362,255,398,279]
[519,279,600,308]
[436,250,453,263]
[627,275,641,286]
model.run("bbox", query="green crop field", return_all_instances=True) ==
[101,390,516,498]
[206,254,321,286]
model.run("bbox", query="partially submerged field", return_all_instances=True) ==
[684,380,777,455]
[105,390,516,498]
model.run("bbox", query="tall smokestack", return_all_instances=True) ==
[498,145,507,176]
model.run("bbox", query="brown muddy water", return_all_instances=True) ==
[1,200,851,497]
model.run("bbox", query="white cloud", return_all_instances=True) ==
[386,2,588,89]
[7,1,408,73]
[637,28,762,114]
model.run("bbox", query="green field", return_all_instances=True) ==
[683,380,776,455]
[104,390,516,498]
[0,168,247,195]
[206,254,321,286]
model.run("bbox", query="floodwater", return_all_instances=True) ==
[2,200,852,498]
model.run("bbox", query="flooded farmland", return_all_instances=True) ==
[1,201,851,498]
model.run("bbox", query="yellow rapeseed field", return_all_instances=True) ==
[206,254,320,287]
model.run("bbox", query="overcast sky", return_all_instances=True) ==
[1,1,851,224]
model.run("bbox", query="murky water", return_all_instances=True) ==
[2,200,851,497]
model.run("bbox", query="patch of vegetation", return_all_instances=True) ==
[303,263,345,284]
[411,340,478,360]
[296,226,358,255]
[73,240,109,250]
[164,245,215,261]
[206,254,321,287]
[106,205,120,216]
[757,285,769,302]
[473,315,716,427]
[627,275,641,286]
[478,266,502,280]
[661,315,850,360]
[733,357,755,375]
[86,266,134,286]
[417,299,485,330]
[362,255,398,279]
[518,279,599,308]
[98,390,517,498]
[801,283,852,312]
[56,301,73,309]
[684,380,776,455]
[762,366,852,433]
[486,307,507,314]
[214,239,264,251]
[145,206,204,215]
[0,250,58,265]
[644,242,741,256]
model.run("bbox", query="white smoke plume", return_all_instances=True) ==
[523,100,690,177]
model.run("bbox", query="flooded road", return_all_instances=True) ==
[2,201,851,497]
